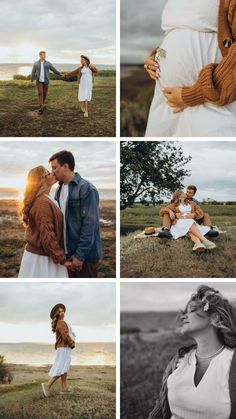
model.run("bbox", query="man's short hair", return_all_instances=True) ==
[49,150,75,171]
[187,185,197,194]
[39,51,46,55]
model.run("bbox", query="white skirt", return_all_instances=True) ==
[79,74,93,102]
[18,250,68,278]
[49,347,72,377]
[170,219,210,240]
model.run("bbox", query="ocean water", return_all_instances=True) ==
[0,64,116,81]
[0,342,116,367]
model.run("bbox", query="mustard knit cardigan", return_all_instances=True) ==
[182,0,236,107]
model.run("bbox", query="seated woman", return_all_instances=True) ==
[160,190,216,251]
[148,285,236,419]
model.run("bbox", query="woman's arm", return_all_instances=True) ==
[159,204,176,217]
[34,202,66,265]
[65,67,81,77]
[181,43,236,107]
[89,64,98,73]
[57,320,75,349]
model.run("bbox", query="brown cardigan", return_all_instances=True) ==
[159,202,204,225]
[24,195,66,265]
[55,320,75,350]
[66,64,97,83]
[182,0,236,107]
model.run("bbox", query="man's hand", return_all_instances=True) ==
[144,48,160,81]
[71,256,84,271]
[64,260,72,268]
[162,87,187,113]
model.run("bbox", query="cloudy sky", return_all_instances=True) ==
[0,0,115,64]
[0,282,116,343]
[121,0,165,63]
[121,282,236,312]
[0,141,116,199]
[177,141,236,202]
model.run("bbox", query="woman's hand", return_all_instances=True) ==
[162,87,187,113]
[64,260,72,268]
[144,49,160,81]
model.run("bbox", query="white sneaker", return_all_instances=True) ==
[84,112,88,117]
[41,383,50,397]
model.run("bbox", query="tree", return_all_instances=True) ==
[120,141,191,209]
[0,355,13,384]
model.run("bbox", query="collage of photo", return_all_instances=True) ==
[0,0,236,418]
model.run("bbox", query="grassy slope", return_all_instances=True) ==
[0,365,115,419]
[120,67,153,137]
[0,78,115,137]
[121,204,236,278]
[0,200,116,278]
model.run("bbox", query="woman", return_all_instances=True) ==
[148,285,236,419]
[19,166,70,278]
[41,304,76,397]
[144,0,236,136]
[160,190,216,251]
[65,55,97,118]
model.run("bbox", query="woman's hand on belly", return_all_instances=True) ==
[144,49,160,81]
[162,86,187,113]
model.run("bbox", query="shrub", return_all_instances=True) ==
[0,355,13,384]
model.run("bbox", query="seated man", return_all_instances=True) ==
[159,185,219,239]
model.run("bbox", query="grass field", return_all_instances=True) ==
[121,66,153,137]
[121,204,236,278]
[0,77,115,137]
[0,199,116,278]
[0,364,115,419]
[120,311,191,419]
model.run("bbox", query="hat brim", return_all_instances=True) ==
[50,303,66,319]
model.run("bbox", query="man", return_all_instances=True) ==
[31,51,62,114]
[159,185,219,239]
[49,150,102,278]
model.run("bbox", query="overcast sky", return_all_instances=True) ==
[121,0,165,63]
[0,282,116,343]
[0,141,116,199]
[0,0,115,64]
[121,282,236,312]
[177,141,236,202]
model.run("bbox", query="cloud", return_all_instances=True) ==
[121,282,236,311]
[121,0,166,63]
[0,141,116,191]
[0,0,116,64]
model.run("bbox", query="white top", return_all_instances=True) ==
[58,184,69,254]
[39,60,45,82]
[178,203,192,216]
[66,322,76,342]
[167,348,234,419]
[162,0,219,33]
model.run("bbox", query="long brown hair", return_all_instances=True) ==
[51,306,64,333]
[20,166,49,226]
[81,54,90,66]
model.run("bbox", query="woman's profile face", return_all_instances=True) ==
[45,172,57,187]
[177,302,211,336]
[81,57,85,65]
[58,307,65,319]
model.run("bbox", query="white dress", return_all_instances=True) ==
[167,348,234,419]
[49,323,75,377]
[18,195,68,278]
[145,0,236,137]
[170,203,210,239]
[79,67,93,101]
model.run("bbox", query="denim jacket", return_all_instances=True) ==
[55,173,102,262]
[31,60,62,84]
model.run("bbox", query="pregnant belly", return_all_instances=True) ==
[158,29,222,87]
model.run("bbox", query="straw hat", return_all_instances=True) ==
[50,303,66,319]
[144,226,156,235]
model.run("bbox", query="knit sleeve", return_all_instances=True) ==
[34,202,66,265]
[159,204,175,217]
[66,67,80,76]
[182,43,236,107]
[56,320,75,349]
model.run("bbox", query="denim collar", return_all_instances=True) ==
[58,172,81,186]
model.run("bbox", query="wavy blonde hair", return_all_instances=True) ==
[20,166,50,226]
[170,189,186,206]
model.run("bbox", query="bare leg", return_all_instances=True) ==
[61,373,68,391]
[162,213,171,229]
[188,223,206,242]
[203,212,212,227]
[188,231,201,244]
[80,101,85,112]
[85,100,88,113]
[47,375,60,389]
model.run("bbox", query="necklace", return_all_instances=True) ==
[196,345,225,360]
